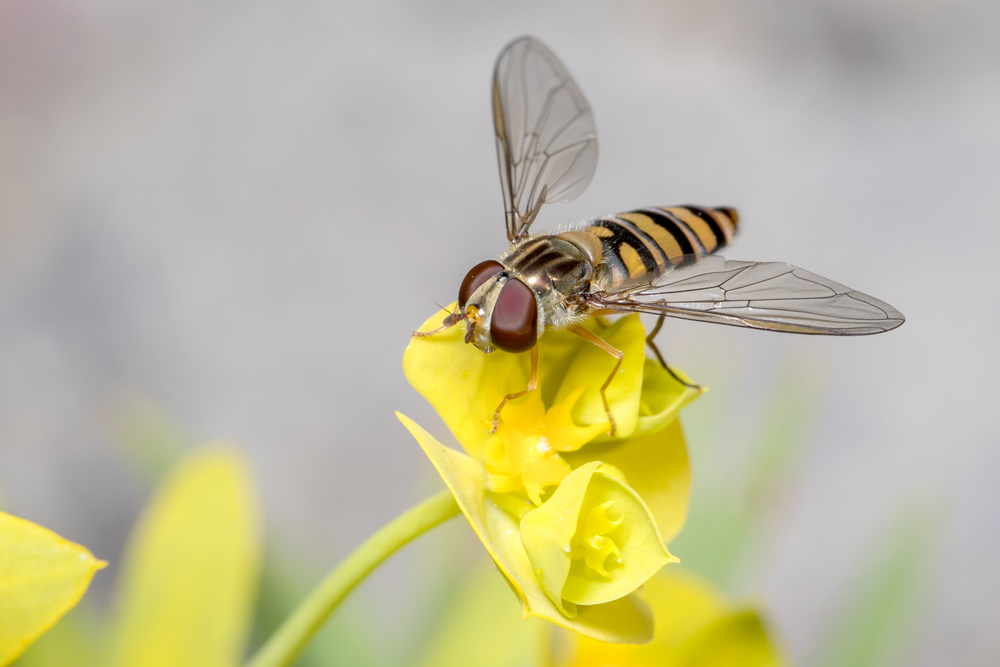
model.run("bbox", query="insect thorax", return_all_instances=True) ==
[500,235,594,332]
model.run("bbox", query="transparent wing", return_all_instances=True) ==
[493,36,598,241]
[591,256,905,335]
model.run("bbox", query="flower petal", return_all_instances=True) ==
[0,513,105,666]
[398,413,655,644]
[563,419,690,544]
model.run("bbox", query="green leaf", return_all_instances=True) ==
[110,447,262,667]
[0,513,105,666]
[398,413,654,644]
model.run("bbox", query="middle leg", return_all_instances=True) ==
[569,325,624,437]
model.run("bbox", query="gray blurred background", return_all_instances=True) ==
[1,0,997,664]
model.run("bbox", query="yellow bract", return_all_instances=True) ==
[0,513,106,666]
[402,308,703,643]
[562,569,785,667]
[482,387,606,505]
[562,420,692,545]
[404,307,684,458]
[398,415,655,643]
[110,446,261,667]
[520,462,675,611]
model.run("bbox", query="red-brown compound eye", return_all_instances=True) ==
[490,278,538,353]
[458,260,504,308]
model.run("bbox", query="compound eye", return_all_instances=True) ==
[490,278,538,353]
[458,260,504,308]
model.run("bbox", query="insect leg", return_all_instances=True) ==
[569,325,623,437]
[411,311,462,339]
[490,344,539,434]
[645,315,701,390]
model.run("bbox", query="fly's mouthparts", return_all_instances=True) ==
[464,305,482,323]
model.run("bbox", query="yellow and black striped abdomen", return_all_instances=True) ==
[581,206,739,284]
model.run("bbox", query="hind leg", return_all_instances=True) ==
[646,316,701,390]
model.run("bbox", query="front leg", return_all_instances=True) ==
[491,344,539,434]
[411,310,462,339]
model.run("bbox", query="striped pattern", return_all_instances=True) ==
[504,236,592,293]
[505,237,581,276]
[581,206,739,283]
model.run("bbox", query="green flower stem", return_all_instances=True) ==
[245,489,460,667]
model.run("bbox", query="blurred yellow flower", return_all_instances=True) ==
[399,308,702,643]
[110,447,261,667]
[16,445,262,667]
[559,568,785,667]
[0,513,105,666]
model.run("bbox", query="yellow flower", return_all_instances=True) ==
[560,568,785,667]
[399,307,702,643]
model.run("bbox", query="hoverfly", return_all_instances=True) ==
[415,36,904,435]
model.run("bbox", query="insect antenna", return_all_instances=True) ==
[431,300,453,316]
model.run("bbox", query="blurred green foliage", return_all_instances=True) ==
[412,562,541,667]
[670,355,825,587]
[811,510,937,667]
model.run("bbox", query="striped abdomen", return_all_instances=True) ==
[580,206,739,285]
